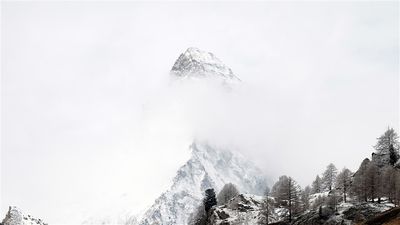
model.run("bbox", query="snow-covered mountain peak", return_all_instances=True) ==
[138,141,269,225]
[1,206,47,225]
[171,47,240,82]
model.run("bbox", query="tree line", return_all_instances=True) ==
[262,127,400,223]
[190,127,400,224]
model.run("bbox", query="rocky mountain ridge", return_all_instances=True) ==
[171,47,240,82]
[1,207,46,225]
[138,142,269,225]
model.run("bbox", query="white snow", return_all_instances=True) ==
[138,141,270,225]
[171,47,240,82]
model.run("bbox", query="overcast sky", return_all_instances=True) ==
[1,1,399,224]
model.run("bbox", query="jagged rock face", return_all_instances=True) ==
[1,206,47,225]
[171,47,240,82]
[208,194,279,225]
[138,142,269,225]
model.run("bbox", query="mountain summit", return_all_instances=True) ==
[138,142,269,225]
[1,206,46,225]
[171,47,240,81]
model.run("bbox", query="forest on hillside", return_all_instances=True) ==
[191,127,400,225]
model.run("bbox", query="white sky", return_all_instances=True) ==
[1,1,399,224]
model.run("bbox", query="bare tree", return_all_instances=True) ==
[373,128,400,168]
[365,162,380,202]
[374,127,399,153]
[260,186,274,224]
[217,183,239,205]
[300,185,311,212]
[335,168,352,203]
[271,175,301,222]
[382,166,397,203]
[322,163,338,191]
[312,175,322,194]
[351,158,370,202]
[395,170,400,206]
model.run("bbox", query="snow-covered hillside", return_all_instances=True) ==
[1,207,47,225]
[138,142,269,225]
[209,194,280,225]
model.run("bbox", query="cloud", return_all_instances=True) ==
[1,1,398,224]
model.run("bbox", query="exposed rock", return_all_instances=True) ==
[361,207,400,225]
[342,203,392,221]
[170,47,240,82]
[207,194,279,225]
[139,142,270,225]
[1,206,47,225]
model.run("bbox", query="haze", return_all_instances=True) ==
[1,1,398,224]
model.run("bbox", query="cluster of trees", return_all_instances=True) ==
[352,159,400,204]
[352,128,400,204]
[269,175,302,222]
[189,183,240,225]
[261,127,400,223]
[309,164,352,211]
[262,164,350,223]
[190,128,400,224]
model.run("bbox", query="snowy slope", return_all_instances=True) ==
[209,194,280,225]
[82,206,138,225]
[138,142,269,225]
[1,206,47,225]
[171,47,240,82]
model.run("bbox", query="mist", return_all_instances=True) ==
[1,1,398,224]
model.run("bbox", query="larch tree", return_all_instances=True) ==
[261,186,274,225]
[395,170,400,206]
[365,162,381,202]
[322,163,338,191]
[335,168,352,203]
[312,175,322,194]
[300,185,311,212]
[374,127,399,154]
[382,166,397,203]
[272,175,301,222]
[351,158,370,202]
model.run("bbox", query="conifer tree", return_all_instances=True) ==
[351,158,370,202]
[365,162,380,202]
[374,128,399,154]
[322,163,338,191]
[204,189,217,213]
[335,168,352,203]
[312,175,322,194]
[389,144,399,166]
[272,176,301,222]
